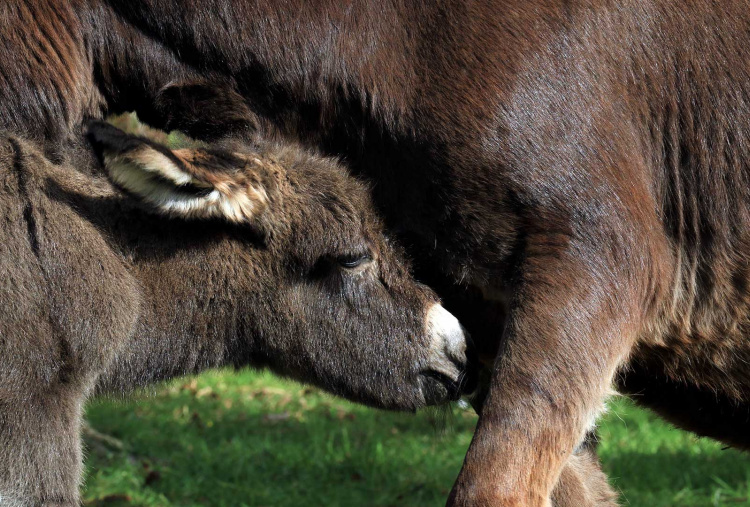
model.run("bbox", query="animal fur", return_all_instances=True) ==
[0,124,468,504]
[4,1,750,505]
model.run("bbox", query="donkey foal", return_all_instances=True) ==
[0,123,470,505]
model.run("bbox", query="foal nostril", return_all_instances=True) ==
[424,303,468,381]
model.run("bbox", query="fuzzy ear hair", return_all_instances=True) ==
[88,121,269,223]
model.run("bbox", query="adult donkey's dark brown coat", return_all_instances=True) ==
[4,1,750,505]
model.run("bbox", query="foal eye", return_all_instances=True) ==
[337,253,372,270]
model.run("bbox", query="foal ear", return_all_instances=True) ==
[88,121,270,223]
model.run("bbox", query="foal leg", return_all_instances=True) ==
[0,388,86,506]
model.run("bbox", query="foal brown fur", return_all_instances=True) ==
[0,124,469,504]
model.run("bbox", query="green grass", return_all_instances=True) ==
[82,369,750,506]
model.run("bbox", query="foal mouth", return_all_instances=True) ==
[420,371,460,404]
[419,359,478,405]
[419,302,479,405]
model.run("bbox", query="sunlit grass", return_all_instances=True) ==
[82,369,749,506]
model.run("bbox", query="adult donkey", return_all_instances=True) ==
[4,1,750,505]
[0,122,468,505]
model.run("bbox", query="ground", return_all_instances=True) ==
[82,369,750,507]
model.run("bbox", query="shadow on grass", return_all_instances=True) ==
[602,450,750,507]
[599,397,750,507]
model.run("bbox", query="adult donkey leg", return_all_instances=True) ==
[0,388,87,506]
[551,433,618,507]
[446,276,619,506]
[447,201,660,506]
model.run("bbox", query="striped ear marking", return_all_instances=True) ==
[89,121,268,222]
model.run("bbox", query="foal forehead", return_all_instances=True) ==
[183,142,377,226]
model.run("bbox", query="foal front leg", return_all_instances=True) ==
[0,388,86,506]
[449,230,647,506]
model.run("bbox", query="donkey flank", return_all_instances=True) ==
[4,1,750,505]
[0,124,470,505]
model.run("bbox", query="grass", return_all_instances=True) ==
[82,369,750,506]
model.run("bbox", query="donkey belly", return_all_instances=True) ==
[619,357,750,450]
[621,293,750,449]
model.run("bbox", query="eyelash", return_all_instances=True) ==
[337,253,372,269]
